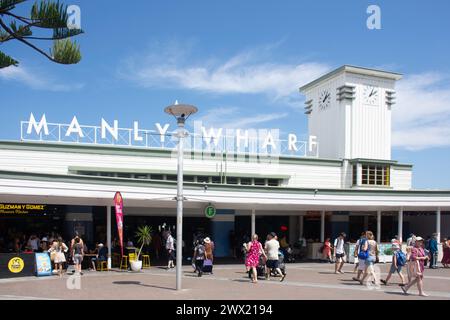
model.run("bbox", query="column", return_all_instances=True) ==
[299,215,304,238]
[377,210,381,243]
[320,210,325,243]
[436,207,441,243]
[107,206,112,269]
[251,209,256,236]
[398,208,403,243]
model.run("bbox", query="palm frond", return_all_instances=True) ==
[31,0,68,28]
[50,38,81,64]
[0,50,18,68]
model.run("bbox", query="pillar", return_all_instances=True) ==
[251,209,256,237]
[398,208,403,243]
[107,206,112,269]
[377,210,381,243]
[320,210,325,243]
[436,207,441,243]
[299,215,304,238]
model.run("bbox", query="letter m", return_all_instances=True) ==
[27,113,49,136]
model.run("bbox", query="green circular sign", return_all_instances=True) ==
[204,205,216,218]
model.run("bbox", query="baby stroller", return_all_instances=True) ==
[248,255,266,279]
[269,251,286,277]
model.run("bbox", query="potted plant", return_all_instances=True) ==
[130,225,152,272]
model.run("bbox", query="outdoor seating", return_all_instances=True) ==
[142,255,150,268]
[119,256,128,270]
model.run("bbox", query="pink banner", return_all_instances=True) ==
[114,192,124,256]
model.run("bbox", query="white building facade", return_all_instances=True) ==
[0,66,449,261]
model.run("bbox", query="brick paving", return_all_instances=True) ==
[0,262,449,300]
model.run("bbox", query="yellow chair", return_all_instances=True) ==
[128,252,137,262]
[97,260,108,271]
[142,255,150,268]
[120,256,128,270]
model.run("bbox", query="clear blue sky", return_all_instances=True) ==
[1,0,450,189]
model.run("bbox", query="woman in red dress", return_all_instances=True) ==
[322,238,332,263]
[245,234,266,283]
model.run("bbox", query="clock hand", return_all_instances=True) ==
[369,89,374,97]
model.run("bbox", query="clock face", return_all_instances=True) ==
[363,85,379,105]
[318,90,331,111]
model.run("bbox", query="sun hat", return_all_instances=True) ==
[98,243,104,247]
[204,237,211,244]
[415,236,424,241]
[41,237,48,242]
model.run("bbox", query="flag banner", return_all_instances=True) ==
[114,192,124,256]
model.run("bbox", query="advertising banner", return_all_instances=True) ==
[0,254,35,278]
[35,253,52,276]
[114,192,124,256]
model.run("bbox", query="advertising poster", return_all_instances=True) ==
[35,253,52,276]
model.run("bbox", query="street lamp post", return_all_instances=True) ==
[164,101,198,291]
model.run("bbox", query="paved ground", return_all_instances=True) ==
[0,262,449,300]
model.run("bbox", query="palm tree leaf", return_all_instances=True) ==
[50,38,81,64]
[52,27,83,39]
[0,0,26,11]
[31,0,68,28]
[0,50,18,68]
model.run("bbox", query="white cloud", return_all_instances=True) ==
[392,73,450,150]
[194,106,288,130]
[0,66,84,91]
[119,44,330,107]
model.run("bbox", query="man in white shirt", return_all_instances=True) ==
[333,232,347,274]
[165,231,175,269]
[264,232,286,282]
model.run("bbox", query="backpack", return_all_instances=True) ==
[196,245,205,258]
[357,238,369,260]
[396,250,406,266]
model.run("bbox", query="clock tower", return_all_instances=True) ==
[300,65,402,161]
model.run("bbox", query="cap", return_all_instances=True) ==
[415,236,424,241]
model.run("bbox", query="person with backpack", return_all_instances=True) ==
[352,231,367,282]
[193,239,206,277]
[333,232,347,274]
[381,243,406,286]
[358,231,380,286]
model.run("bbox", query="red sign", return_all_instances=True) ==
[114,192,124,256]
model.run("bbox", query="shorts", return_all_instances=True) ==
[73,254,83,264]
[168,250,175,260]
[335,253,345,261]
[365,256,375,266]
[266,259,279,269]
[358,259,366,271]
[390,264,403,274]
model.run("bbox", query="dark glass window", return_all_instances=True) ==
[268,179,279,186]
[254,178,266,186]
[240,178,252,185]
[226,177,238,184]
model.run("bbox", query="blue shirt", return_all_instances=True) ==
[429,239,438,253]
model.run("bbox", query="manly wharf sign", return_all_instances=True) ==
[20,113,319,158]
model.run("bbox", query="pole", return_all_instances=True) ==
[436,207,441,243]
[107,206,111,269]
[251,209,256,236]
[377,210,381,243]
[398,208,403,243]
[176,125,184,291]
[320,210,325,243]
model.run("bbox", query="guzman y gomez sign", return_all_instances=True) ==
[20,113,318,158]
